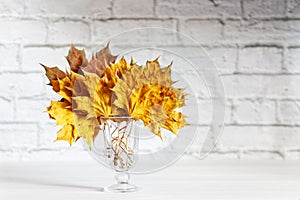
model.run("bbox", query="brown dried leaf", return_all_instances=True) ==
[41,64,66,81]
[66,45,87,73]
[81,43,118,76]
[44,44,188,147]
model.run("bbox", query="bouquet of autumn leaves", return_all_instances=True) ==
[43,44,188,148]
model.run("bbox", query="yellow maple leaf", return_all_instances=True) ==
[73,70,113,117]
[47,100,79,145]
[44,44,188,148]
[112,58,188,137]
[74,113,98,148]
[56,124,76,145]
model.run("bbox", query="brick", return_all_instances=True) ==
[187,113,231,155]
[177,70,211,100]
[224,20,300,44]
[219,126,300,151]
[225,100,232,124]
[206,47,237,73]
[233,99,276,124]
[0,123,38,150]
[287,0,300,17]
[221,75,300,98]
[22,46,69,71]
[156,0,241,18]
[195,100,213,125]
[286,47,300,73]
[278,100,300,125]
[0,19,47,43]
[113,0,154,18]
[199,127,225,155]
[92,19,177,45]
[0,44,19,70]
[185,98,230,125]
[285,151,300,160]
[186,99,230,125]
[48,21,90,44]
[0,0,24,15]
[0,98,14,121]
[0,73,44,97]
[16,98,49,122]
[26,0,111,17]
[239,47,282,73]
[186,126,210,153]
[243,0,285,18]
[0,151,21,161]
[181,20,223,43]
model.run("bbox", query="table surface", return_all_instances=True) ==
[0,157,300,200]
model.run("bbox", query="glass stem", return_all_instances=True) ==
[115,171,130,185]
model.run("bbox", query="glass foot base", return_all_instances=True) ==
[105,183,139,193]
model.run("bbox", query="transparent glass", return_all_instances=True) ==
[100,116,139,193]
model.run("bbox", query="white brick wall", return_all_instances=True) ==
[0,0,299,161]
[233,99,277,124]
[287,47,300,72]
[0,19,47,43]
[25,0,111,17]
[48,21,90,44]
[238,47,283,73]
[243,0,285,18]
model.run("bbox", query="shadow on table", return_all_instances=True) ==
[1,176,104,192]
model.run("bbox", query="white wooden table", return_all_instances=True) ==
[1,157,300,200]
